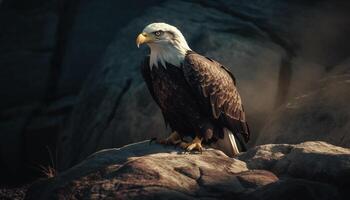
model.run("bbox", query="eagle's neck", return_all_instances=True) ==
[148,39,191,69]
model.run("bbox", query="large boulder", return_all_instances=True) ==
[239,141,350,184]
[25,141,277,200]
[238,141,350,199]
[26,140,350,200]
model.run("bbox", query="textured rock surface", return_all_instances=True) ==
[239,141,350,199]
[26,141,276,200]
[26,141,350,200]
[238,141,350,186]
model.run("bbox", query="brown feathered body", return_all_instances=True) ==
[141,51,250,150]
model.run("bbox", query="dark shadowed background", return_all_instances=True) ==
[0,0,349,186]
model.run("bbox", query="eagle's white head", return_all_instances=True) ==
[136,22,191,69]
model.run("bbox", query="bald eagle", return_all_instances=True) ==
[136,23,250,156]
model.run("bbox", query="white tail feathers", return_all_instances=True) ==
[210,128,240,157]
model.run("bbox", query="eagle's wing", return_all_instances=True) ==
[183,52,250,142]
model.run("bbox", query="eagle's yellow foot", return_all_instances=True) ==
[179,136,203,153]
[151,131,181,145]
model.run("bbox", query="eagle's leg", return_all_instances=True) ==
[179,136,203,152]
[152,131,182,145]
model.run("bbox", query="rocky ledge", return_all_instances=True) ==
[25,141,350,200]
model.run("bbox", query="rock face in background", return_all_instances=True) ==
[0,0,162,184]
[25,141,350,200]
[257,64,350,147]
[0,0,58,108]
[56,0,350,169]
[56,0,163,97]
[0,0,63,184]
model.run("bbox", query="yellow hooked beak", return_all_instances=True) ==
[136,33,154,48]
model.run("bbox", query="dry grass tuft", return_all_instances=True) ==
[38,165,57,178]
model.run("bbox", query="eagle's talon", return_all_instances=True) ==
[180,136,203,153]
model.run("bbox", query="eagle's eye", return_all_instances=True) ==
[154,30,163,37]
